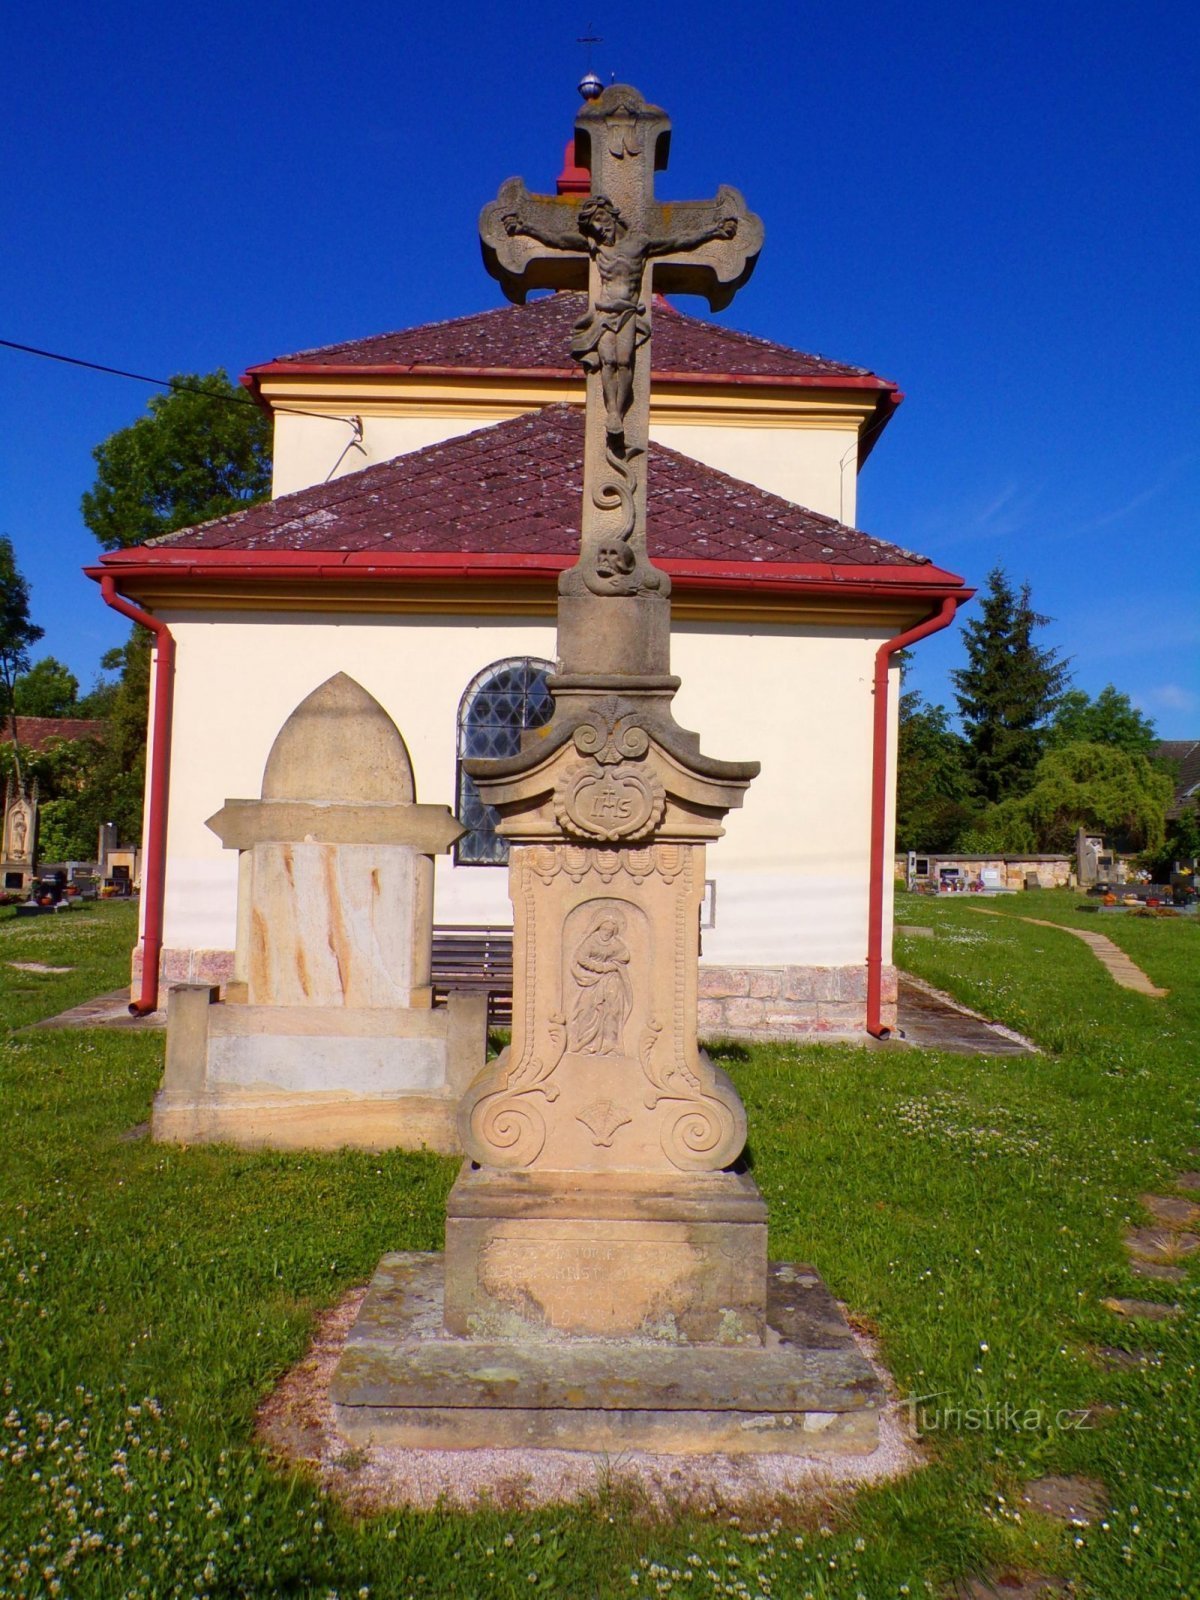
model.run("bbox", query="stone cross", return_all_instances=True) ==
[480,85,763,621]
[332,84,883,1461]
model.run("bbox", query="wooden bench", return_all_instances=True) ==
[431,925,514,1026]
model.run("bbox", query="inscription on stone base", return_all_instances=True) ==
[445,1213,766,1344]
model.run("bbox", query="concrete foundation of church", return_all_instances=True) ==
[331,1251,882,1457]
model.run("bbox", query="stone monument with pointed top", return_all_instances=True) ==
[153,672,486,1152]
[332,85,882,1454]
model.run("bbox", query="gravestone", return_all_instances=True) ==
[2,781,38,892]
[332,85,881,1455]
[153,673,486,1151]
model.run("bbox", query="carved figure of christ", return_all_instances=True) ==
[501,195,738,439]
[480,85,763,609]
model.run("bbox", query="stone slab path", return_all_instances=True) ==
[967,907,1167,996]
[893,974,1038,1058]
[32,988,166,1030]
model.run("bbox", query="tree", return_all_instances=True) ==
[960,741,1174,855]
[1143,799,1200,883]
[951,568,1071,806]
[0,732,106,862]
[81,370,272,551]
[1046,685,1157,756]
[0,638,149,861]
[0,535,45,790]
[895,689,975,850]
[80,631,152,848]
[12,656,81,718]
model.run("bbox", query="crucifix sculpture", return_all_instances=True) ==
[480,85,763,619]
[332,84,884,1461]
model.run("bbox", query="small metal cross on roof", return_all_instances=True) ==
[479,85,763,608]
[576,29,604,99]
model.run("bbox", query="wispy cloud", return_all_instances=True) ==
[1071,449,1199,534]
[1147,683,1200,714]
[925,449,1199,554]
[930,481,1046,548]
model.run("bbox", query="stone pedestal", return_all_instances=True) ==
[331,684,884,1452]
[443,1166,767,1343]
[153,674,486,1152]
[333,1253,880,1456]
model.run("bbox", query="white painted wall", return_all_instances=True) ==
[153,609,897,969]
[271,410,858,525]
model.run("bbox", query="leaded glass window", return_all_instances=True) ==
[455,657,555,865]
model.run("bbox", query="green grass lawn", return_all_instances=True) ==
[1,894,1196,1597]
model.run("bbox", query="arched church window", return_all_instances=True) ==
[455,657,555,865]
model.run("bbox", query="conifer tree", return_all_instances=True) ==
[951,568,1070,805]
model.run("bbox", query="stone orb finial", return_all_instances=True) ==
[261,673,416,805]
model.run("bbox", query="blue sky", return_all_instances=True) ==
[4,1,1197,733]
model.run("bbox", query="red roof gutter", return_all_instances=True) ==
[89,549,964,601]
[99,576,174,1017]
[865,594,964,1037]
[243,361,896,392]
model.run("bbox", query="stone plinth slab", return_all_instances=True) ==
[444,1164,766,1343]
[153,987,486,1153]
[151,1089,462,1154]
[331,1253,881,1456]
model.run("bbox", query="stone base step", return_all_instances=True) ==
[331,1253,882,1456]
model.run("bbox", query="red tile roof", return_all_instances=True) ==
[250,294,889,385]
[146,406,930,568]
[2,717,106,751]
[1157,740,1200,819]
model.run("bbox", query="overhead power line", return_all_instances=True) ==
[0,337,361,429]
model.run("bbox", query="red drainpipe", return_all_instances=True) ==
[99,575,175,1016]
[866,594,960,1037]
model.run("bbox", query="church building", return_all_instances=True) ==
[89,131,968,1039]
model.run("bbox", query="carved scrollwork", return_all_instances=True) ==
[639,1017,699,1106]
[554,759,665,843]
[661,1095,742,1173]
[463,1019,568,1169]
[638,1016,740,1171]
[469,1086,548,1167]
[572,696,650,764]
[518,841,693,884]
